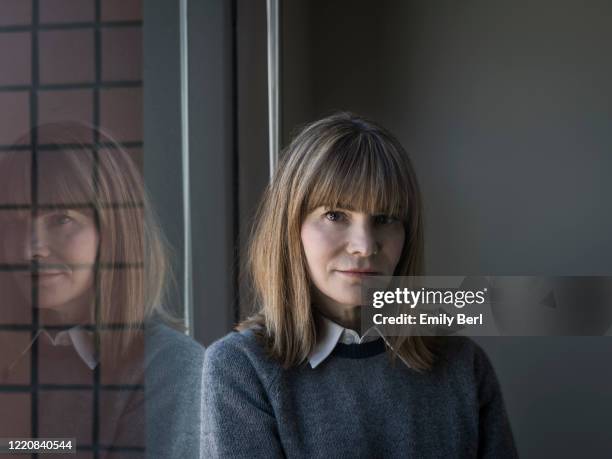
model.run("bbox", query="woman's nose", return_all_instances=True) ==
[23,223,51,260]
[346,222,379,257]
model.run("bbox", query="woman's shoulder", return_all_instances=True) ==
[206,328,268,364]
[145,320,205,369]
[204,328,282,389]
[435,336,500,385]
[142,323,204,458]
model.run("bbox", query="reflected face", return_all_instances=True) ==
[2,210,99,316]
[301,207,405,316]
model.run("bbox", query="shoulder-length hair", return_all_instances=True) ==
[0,122,181,362]
[240,112,437,370]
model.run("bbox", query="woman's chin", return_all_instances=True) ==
[331,290,364,308]
[32,293,74,311]
[25,292,91,324]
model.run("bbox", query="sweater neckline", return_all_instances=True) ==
[331,337,386,359]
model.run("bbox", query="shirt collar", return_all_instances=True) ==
[307,315,389,369]
[67,327,98,370]
[307,316,343,369]
[2,326,98,382]
[40,327,98,370]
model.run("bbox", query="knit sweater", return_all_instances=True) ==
[144,322,206,458]
[202,330,517,458]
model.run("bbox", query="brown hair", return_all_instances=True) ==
[240,112,437,370]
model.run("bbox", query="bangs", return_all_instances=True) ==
[0,149,96,210]
[303,133,412,220]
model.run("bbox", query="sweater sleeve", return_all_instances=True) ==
[202,334,285,458]
[473,345,519,459]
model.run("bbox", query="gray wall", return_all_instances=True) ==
[283,1,612,457]
[236,0,270,319]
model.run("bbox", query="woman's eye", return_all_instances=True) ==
[51,214,73,226]
[325,211,345,222]
[373,214,396,225]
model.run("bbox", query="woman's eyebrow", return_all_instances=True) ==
[38,207,68,214]
[325,204,356,211]
[38,208,82,219]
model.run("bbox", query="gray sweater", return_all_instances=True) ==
[99,321,206,457]
[144,322,205,458]
[203,330,517,458]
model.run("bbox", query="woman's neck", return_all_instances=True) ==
[314,303,362,331]
[39,292,94,327]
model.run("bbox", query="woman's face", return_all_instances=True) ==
[2,209,99,319]
[301,206,405,319]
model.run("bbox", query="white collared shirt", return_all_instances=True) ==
[14,327,98,371]
[307,315,410,369]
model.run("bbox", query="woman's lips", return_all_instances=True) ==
[20,271,67,285]
[336,270,381,278]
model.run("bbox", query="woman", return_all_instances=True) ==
[0,122,203,458]
[203,113,517,458]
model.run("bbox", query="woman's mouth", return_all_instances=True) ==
[20,270,67,286]
[336,270,381,278]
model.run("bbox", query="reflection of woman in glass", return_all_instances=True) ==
[0,122,203,458]
[204,113,517,457]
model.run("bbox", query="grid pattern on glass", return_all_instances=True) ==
[0,0,144,456]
